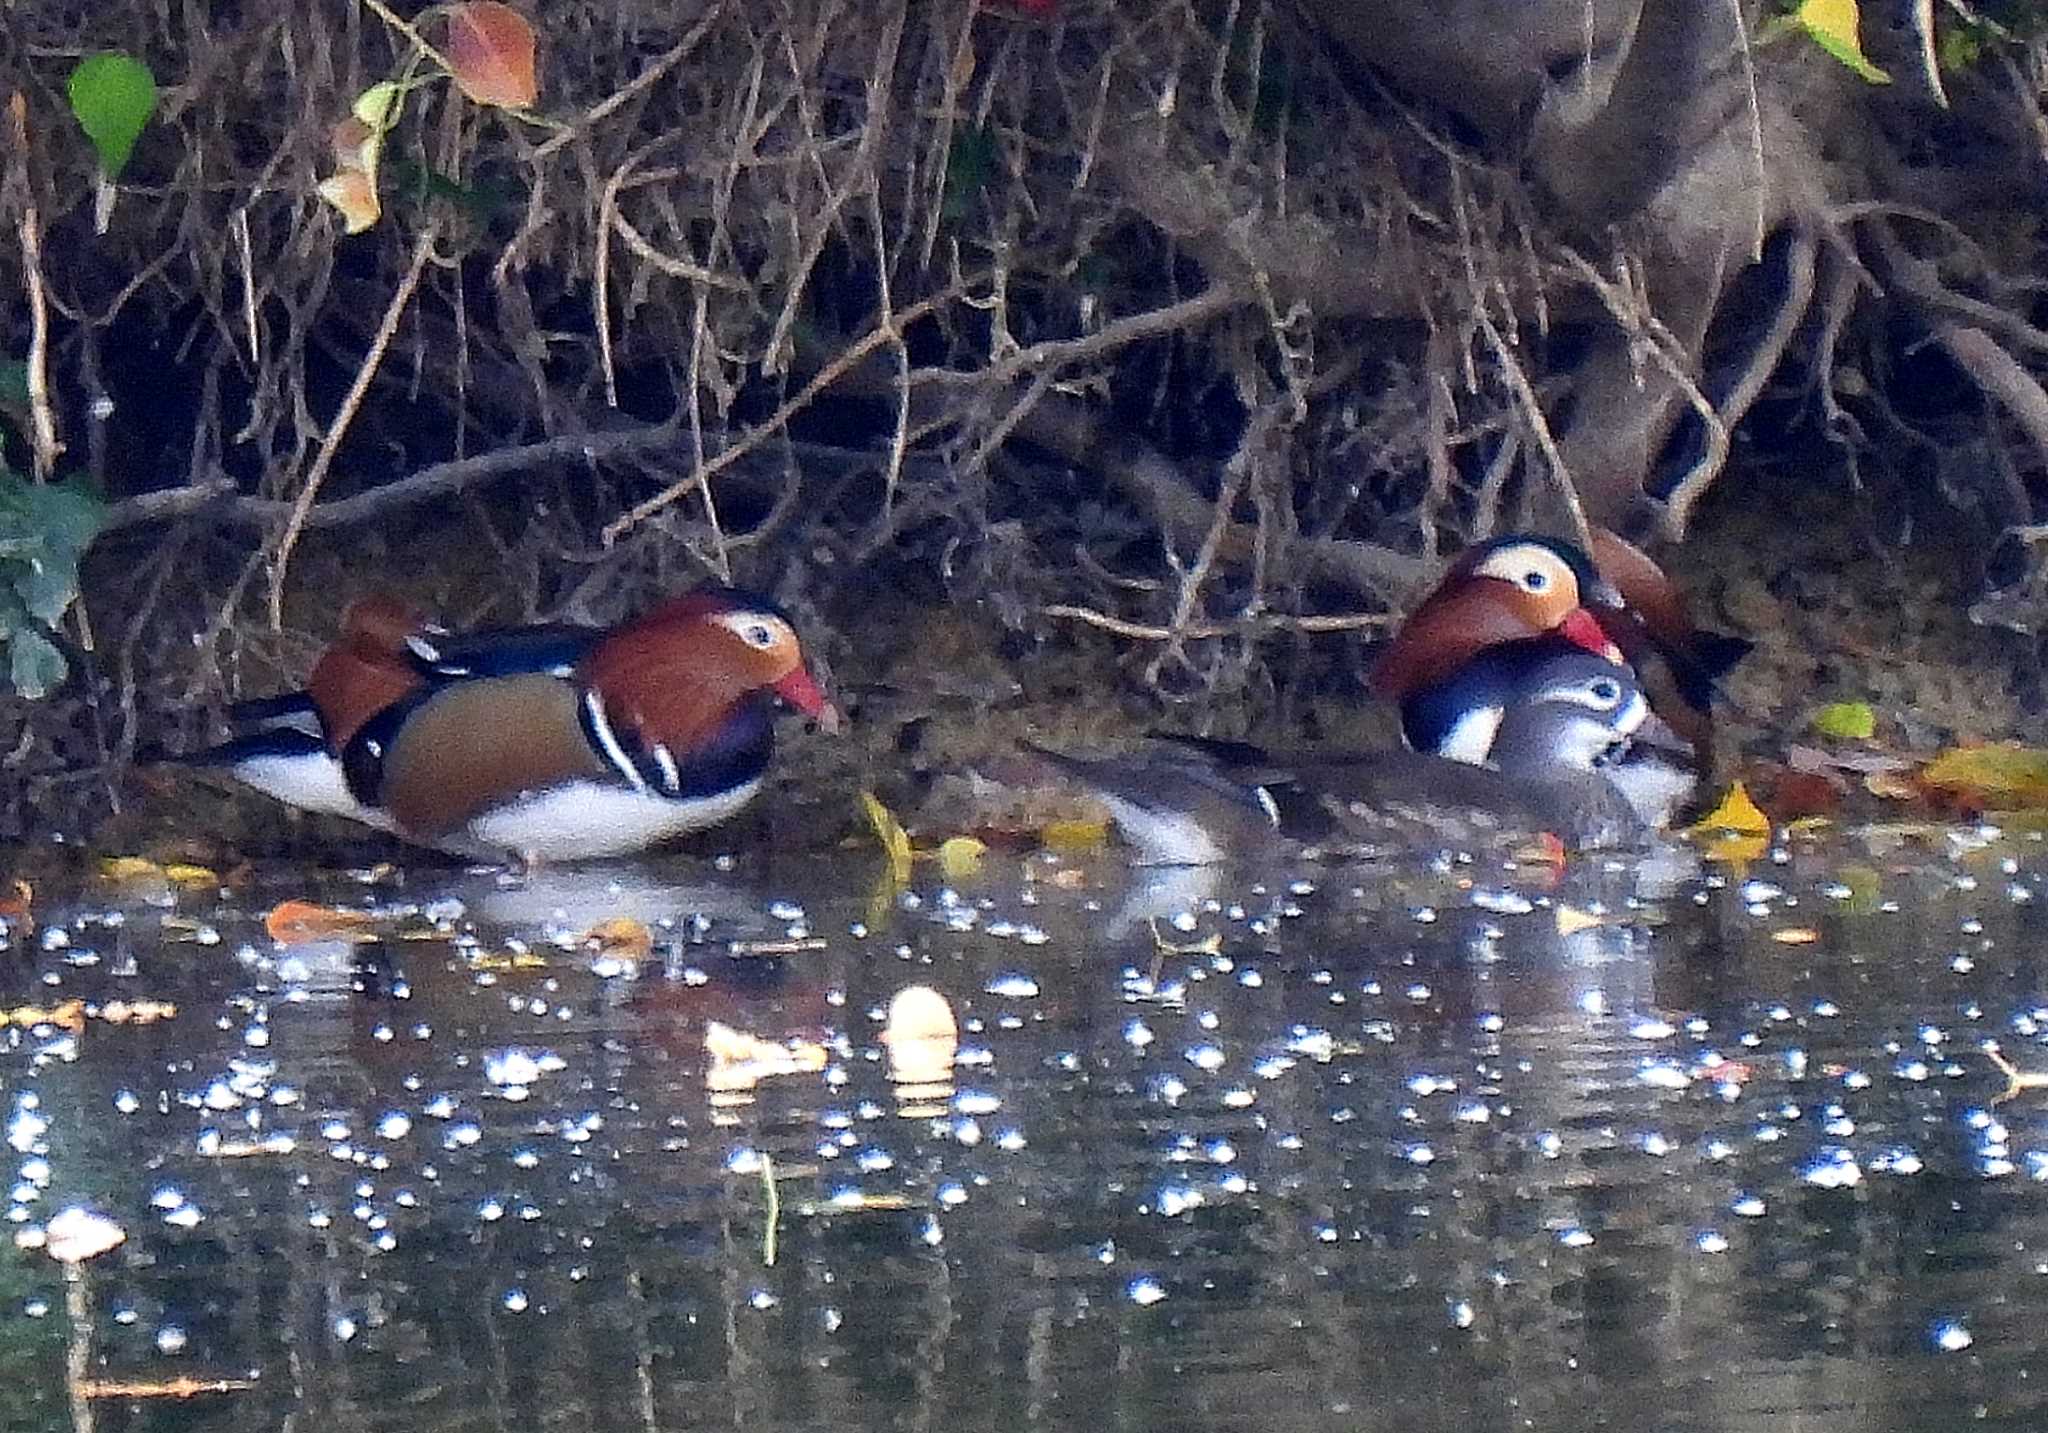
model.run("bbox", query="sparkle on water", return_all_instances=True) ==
[2,833,2048,1428]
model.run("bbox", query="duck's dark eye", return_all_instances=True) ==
[1521,569,1550,592]
[741,622,776,649]
[1590,678,1619,704]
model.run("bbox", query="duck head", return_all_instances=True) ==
[579,587,840,752]
[1480,645,1649,774]
[1370,535,1623,702]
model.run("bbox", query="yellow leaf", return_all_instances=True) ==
[1041,817,1109,852]
[1921,743,2048,805]
[860,791,914,886]
[934,835,986,880]
[1554,904,1606,936]
[1698,831,1770,865]
[98,855,163,882]
[1791,0,1891,83]
[1772,927,1821,944]
[1689,781,1771,836]
[162,863,218,888]
[1811,701,1876,741]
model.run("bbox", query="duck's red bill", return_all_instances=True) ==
[1559,607,1622,662]
[775,668,841,733]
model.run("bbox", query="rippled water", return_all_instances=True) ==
[5,828,2048,1431]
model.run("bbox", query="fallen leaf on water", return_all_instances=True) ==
[469,948,549,970]
[264,899,378,945]
[6,1000,84,1032]
[935,835,986,879]
[0,879,31,933]
[162,863,218,887]
[96,1000,176,1024]
[1691,782,1772,836]
[861,792,915,887]
[98,855,164,882]
[582,917,652,961]
[1865,768,1921,801]
[1920,743,2048,807]
[1554,904,1606,937]
[1040,817,1109,851]
[1771,927,1820,944]
[1810,701,1877,741]
[79,1378,254,1400]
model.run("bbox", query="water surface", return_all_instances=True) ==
[5,830,2048,1431]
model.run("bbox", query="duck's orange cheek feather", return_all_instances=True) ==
[1372,587,1564,697]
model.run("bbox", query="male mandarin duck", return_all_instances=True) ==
[1031,643,1649,864]
[1375,529,1749,828]
[170,587,838,862]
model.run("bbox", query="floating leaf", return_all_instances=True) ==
[1554,904,1607,937]
[1041,817,1109,852]
[1690,781,1772,836]
[97,855,164,882]
[68,53,158,179]
[264,898,378,945]
[582,916,653,961]
[1920,743,2048,806]
[1811,701,1876,741]
[1689,781,1771,864]
[0,879,31,934]
[935,835,986,880]
[445,2,538,109]
[861,791,915,887]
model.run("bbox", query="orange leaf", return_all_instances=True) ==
[582,916,653,961]
[264,899,377,945]
[445,2,538,109]
[317,170,380,233]
[0,878,32,934]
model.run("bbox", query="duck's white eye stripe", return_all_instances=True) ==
[715,613,790,649]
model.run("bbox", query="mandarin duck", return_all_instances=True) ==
[1032,643,1649,864]
[1376,530,1748,829]
[169,587,837,862]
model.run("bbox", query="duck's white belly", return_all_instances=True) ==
[461,778,763,861]
[232,751,396,830]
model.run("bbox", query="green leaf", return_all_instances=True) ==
[68,52,159,179]
[0,474,106,638]
[5,626,66,700]
[1811,701,1877,741]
